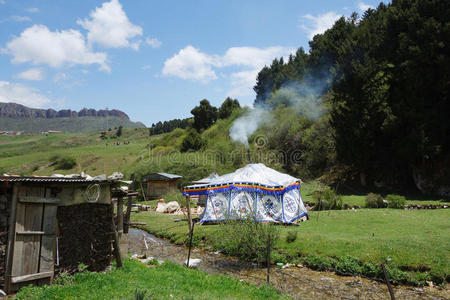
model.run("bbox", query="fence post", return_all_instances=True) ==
[381,264,395,300]
[266,233,271,284]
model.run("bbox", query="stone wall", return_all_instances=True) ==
[56,203,113,274]
[0,187,12,291]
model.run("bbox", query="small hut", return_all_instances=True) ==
[0,174,128,294]
[143,172,182,199]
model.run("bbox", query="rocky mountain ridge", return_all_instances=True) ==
[0,102,129,119]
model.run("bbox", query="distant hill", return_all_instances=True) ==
[0,102,145,133]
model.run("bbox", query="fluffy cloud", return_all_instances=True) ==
[162,45,294,96]
[146,37,162,48]
[358,2,374,12]
[77,0,142,50]
[162,46,218,83]
[4,24,109,71]
[14,68,44,81]
[0,81,52,107]
[300,12,341,40]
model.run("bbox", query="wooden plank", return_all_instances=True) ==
[5,184,19,293]
[19,197,60,204]
[117,197,123,233]
[39,205,57,274]
[10,271,53,284]
[16,231,45,235]
[11,202,25,277]
[21,203,43,276]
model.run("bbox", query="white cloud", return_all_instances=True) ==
[358,2,374,12]
[141,64,151,70]
[0,81,52,107]
[77,0,142,50]
[53,72,68,82]
[27,7,39,13]
[162,45,294,96]
[4,24,110,72]
[300,12,341,40]
[162,45,218,83]
[146,37,162,48]
[10,15,32,22]
[14,68,44,81]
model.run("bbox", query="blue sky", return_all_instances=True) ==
[0,0,381,125]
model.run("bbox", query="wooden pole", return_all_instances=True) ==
[186,195,194,267]
[123,173,135,234]
[381,264,396,300]
[266,232,271,284]
[186,195,192,233]
[111,214,123,268]
[186,222,195,268]
[5,184,19,294]
[117,196,123,234]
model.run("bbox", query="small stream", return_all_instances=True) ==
[128,229,448,300]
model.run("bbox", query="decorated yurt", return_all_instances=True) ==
[183,164,308,224]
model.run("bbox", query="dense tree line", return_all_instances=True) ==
[254,0,450,191]
[149,118,191,135]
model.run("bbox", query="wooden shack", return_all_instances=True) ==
[143,172,182,199]
[0,175,122,294]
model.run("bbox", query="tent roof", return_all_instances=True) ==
[185,163,299,189]
[192,172,219,184]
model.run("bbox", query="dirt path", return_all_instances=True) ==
[128,229,449,300]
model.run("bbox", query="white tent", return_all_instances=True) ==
[183,163,308,224]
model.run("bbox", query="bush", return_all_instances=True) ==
[302,255,334,271]
[312,188,343,210]
[181,129,206,152]
[361,262,382,279]
[213,219,279,264]
[386,194,406,209]
[335,255,361,276]
[365,193,385,208]
[51,156,77,170]
[285,231,297,243]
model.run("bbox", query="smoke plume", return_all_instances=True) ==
[229,75,329,147]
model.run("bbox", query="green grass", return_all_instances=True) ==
[16,260,286,300]
[131,209,450,285]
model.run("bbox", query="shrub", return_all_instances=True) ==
[302,255,334,271]
[361,262,382,279]
[213,219,279,264]
[180,129,206,152]
[386,266,409,284]
[285,231,297,243]
[55,157,77,170]
[312,188,343,210]
[365,193,385,208]
[386,194,406,209]
[335,255,361,275]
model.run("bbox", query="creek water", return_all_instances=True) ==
[128,229,448,300]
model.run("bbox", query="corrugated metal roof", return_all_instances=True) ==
[144,172,182,180]
[0,176,110,183]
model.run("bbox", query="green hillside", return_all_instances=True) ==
[0,116,145,133]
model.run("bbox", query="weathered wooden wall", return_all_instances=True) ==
[56,203,112,273]
[0,187,11,290]
[147,180,178,199]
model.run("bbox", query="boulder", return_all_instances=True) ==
[155,202,168,213]
[165,201,180,213]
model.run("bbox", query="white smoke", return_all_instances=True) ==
[229,107,271,148]
[229,77,329,147]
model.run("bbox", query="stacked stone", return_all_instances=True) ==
[56,204,113,274]
[0,191,11,290]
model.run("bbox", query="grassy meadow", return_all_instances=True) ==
[15,259,286,300]
[131,209,450,285]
